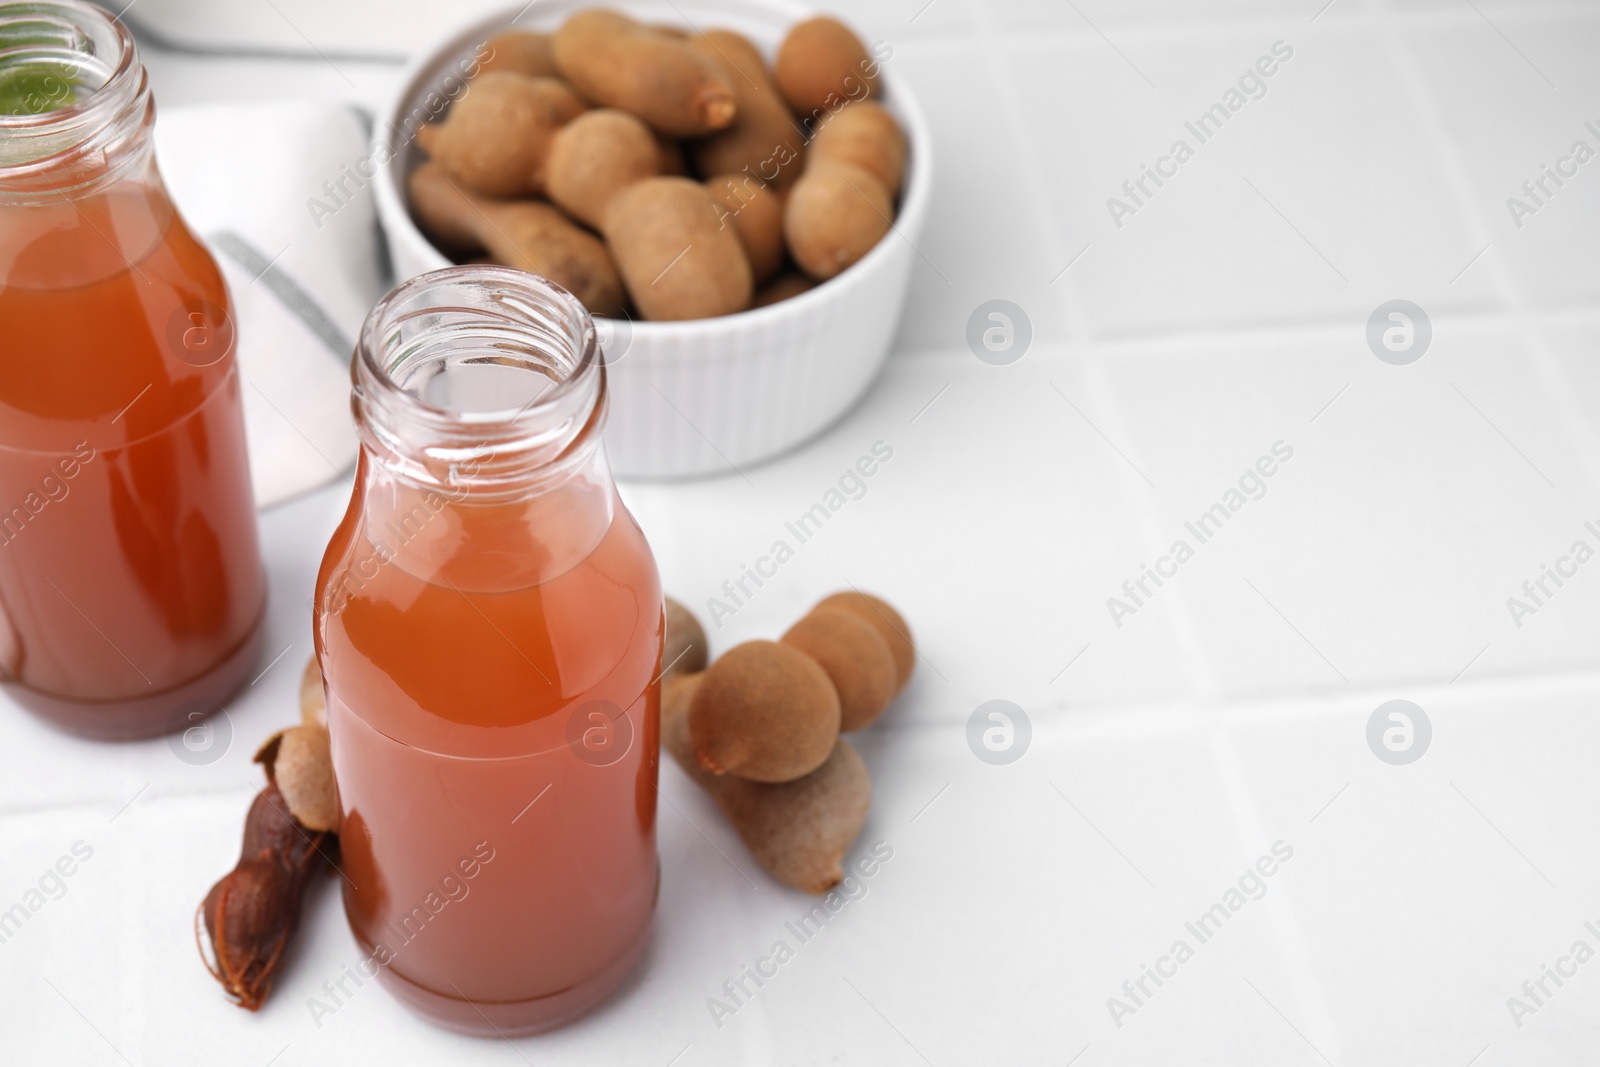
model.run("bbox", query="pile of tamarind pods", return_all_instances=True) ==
[197,590,913,1010]
[662,591,913,894]
[409,9,907,321]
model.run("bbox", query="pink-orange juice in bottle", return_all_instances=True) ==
[314,267,661,1035]
[0,0,265,739]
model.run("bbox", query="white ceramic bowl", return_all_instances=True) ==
[372,0,931,479]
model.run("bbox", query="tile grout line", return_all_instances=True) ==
[16,661,1600,827]
[973,13,1347,1057]
[969,0,1225,708]
[1372,0,1600,500]
[1076,304,1600,352]
[1208,726,1348,1066]
[792,303,1600,364]
[966,0,1094,346]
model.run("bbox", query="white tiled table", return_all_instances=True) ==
[5,1,1600,1064]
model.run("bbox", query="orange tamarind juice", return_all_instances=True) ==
[0,0,265,738]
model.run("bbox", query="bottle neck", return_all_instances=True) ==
[348,267,617,594]
[0,0,153,197]
[0,2,170,290]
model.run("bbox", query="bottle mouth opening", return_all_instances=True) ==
[354,266,607,493]
[0,0,141,172]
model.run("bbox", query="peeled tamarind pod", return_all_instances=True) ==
[784,160,892,280]
[543,109,662,230]
[690,640,839,782]
[775,17,880,118]
[419,72,586,197]
[602,176,753,320]
[299,655,325,728]
[811,101,905,197]
[199,783,327,1010]
[663,596,708,679]
[408,163,626,316]
[815,591,914,692]
[476,31,559,79]
[716,739,871,894]
[707,173,785,285]
[254,725,337,833]
[553,11,737,138]
[782,607,897,732]
[687,29,806,190]
[752,272,816,308]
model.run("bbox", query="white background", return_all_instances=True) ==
[5,0,1600,1064]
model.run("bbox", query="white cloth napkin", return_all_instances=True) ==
[153,100,383,508]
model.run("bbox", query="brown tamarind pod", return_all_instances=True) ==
[663,597,708,680]
[405,161,482,255]
[553,10,737,137]
[814,591,914,692]
[542,108,662,230]
[687,29,806,190]
[707,173,785,285]
[476,31,560,80]
[782,607,897,732]
[476,201,627,317]
[198,784,329,1010]
[418,72,586,197]
[663,675,871,894]
[408,162,626,317]
[689,639,839,782]
[602,176,753,321]
[662,672,715,789]
[775,17,880,118]
[783,160,892,281]
[811,101,905,196]
[716,739,871,894]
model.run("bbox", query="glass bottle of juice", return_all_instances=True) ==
[0,1,266,739]
[314,267,663,1035]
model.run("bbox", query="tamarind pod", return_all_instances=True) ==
[783,160,893,281]
[419,72,585,197]
[553,11,737,138]
[198,784,329,1011]
[602,177,753,321]
[774,17,880,117]
[475,31,559,80]
[687,639,838,782]
[688,29,806,190]
[409,162,627,317]
[707,173,785,285]
[811,101,905,197]
[716,739,871,894]
[542,108,662,230]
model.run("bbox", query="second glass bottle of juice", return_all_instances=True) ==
[314,267,663,1035]
[0,0,266,739]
